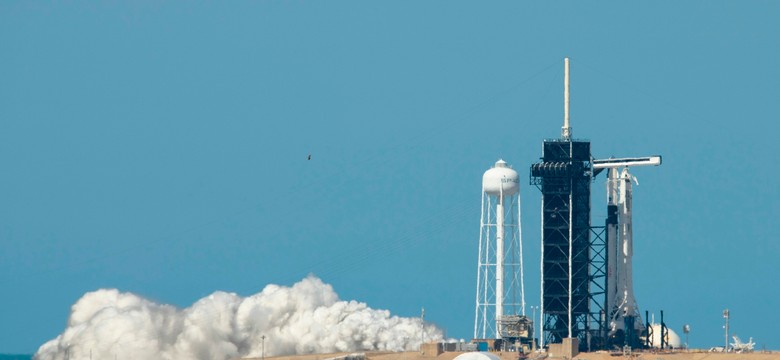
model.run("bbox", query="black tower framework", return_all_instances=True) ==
[531,139,605,350]
[588,224,608,350]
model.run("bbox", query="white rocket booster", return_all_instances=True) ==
[606,167,642,334]
[593,156,661,340]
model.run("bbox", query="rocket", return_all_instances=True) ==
[593,156,661,347]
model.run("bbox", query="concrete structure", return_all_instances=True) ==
[421,343,443,357]
[548,338,579,359]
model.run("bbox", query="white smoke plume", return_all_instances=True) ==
[35,276,443,360]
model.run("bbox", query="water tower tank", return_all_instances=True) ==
[483,159,519,196]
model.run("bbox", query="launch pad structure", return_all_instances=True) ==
[530,133,603,350]
[529,58,661,351]
[530,58,604,350]
[469,58,664,353]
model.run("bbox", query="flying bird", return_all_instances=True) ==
[308,154,312,160]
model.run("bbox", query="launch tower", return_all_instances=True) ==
[530,58,602,349]
[529,58,662,351]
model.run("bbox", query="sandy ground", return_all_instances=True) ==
[241,350,780,360]
[572,351,780,360]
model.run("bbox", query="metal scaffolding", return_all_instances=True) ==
[530,139,593,349]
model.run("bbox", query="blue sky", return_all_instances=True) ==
[1,1,779,354]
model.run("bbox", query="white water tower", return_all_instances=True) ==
[474,159,526,340]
